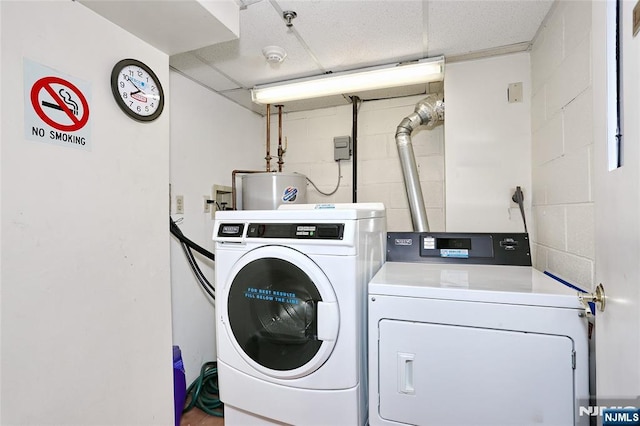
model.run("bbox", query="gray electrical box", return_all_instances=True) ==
[334,136,351,161]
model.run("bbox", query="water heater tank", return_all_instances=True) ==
[241,172,307,210]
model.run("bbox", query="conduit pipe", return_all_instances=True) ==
[265,104,272,171]
[395,94,445,232]
[352,96,359,202]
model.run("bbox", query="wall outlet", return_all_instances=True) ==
[176,195,184,214]
[203,196,212,213]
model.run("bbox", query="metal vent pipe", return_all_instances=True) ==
[395,94,445,232]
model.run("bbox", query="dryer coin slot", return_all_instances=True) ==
[499,238,519,250]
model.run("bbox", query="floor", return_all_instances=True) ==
[180,407,224,426]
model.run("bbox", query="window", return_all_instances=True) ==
[606,0,623,170]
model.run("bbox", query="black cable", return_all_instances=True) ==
[180,241,215,300]
[170,217,215,261]
[183,361,223,417]
[512,186,528,234]
[183,241,216,295]
[170,216,216,300]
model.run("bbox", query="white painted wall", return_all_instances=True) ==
[0,2,3,423]
[1,2,173,424]
[169,71,263,382]
[444,53,532,233]
[530,1,594,290]
[277,92,446,232]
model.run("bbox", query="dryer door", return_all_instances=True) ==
[223,245,339,379]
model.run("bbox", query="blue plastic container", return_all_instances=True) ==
[173,346,187,426]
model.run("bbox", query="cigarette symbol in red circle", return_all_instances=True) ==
[31,76,89,132]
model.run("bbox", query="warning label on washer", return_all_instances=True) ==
[23,58,92,151]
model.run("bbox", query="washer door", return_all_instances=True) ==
[223,246,339,379]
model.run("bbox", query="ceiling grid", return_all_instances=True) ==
[167,0,553,114]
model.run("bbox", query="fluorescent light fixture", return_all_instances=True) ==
[251,56,444,104]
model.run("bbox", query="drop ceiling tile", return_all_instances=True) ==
[168,0,555,114]
[276,0,426,71]
[192,1,323,88]
[170,53,240,91]
[426,0,553,57]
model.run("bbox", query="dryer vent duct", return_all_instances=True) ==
[395,95,445,232]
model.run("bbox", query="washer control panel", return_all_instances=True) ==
[217,223,344,240]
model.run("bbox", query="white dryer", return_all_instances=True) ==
[213,204,386,425]
[369,232,590,426]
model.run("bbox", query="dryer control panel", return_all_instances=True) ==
[217,223,345,240]
[387,232,531,266]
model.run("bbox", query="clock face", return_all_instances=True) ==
[110,59,164,122]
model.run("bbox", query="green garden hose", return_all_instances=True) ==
[183,361,223,417]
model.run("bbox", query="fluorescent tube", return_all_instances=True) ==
[251,57,444,104]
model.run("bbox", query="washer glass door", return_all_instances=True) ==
[225,247,338,378]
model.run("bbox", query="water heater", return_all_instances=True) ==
[241,172,307,210]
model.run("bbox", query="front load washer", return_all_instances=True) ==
[368,232,590,426]
[214,204,385,425]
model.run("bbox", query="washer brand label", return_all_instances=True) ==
[394,238,413,246]
[314,203,335,209]
[282,186,298,203]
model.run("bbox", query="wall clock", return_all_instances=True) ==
[110,58,164,122]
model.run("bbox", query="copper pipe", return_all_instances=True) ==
[231,170,263,210]
[265,104,272,172]
[277,105,284,172]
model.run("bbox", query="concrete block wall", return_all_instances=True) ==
[530,0,594,289]
[274,92,445,232]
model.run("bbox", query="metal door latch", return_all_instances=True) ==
[578,283,606,317]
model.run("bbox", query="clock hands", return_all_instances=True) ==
[124,74,160,101]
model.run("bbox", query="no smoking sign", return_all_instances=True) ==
[24,59,92,151]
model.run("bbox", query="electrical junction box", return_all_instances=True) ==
[508,82,523,103]
[334,136,351,161]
